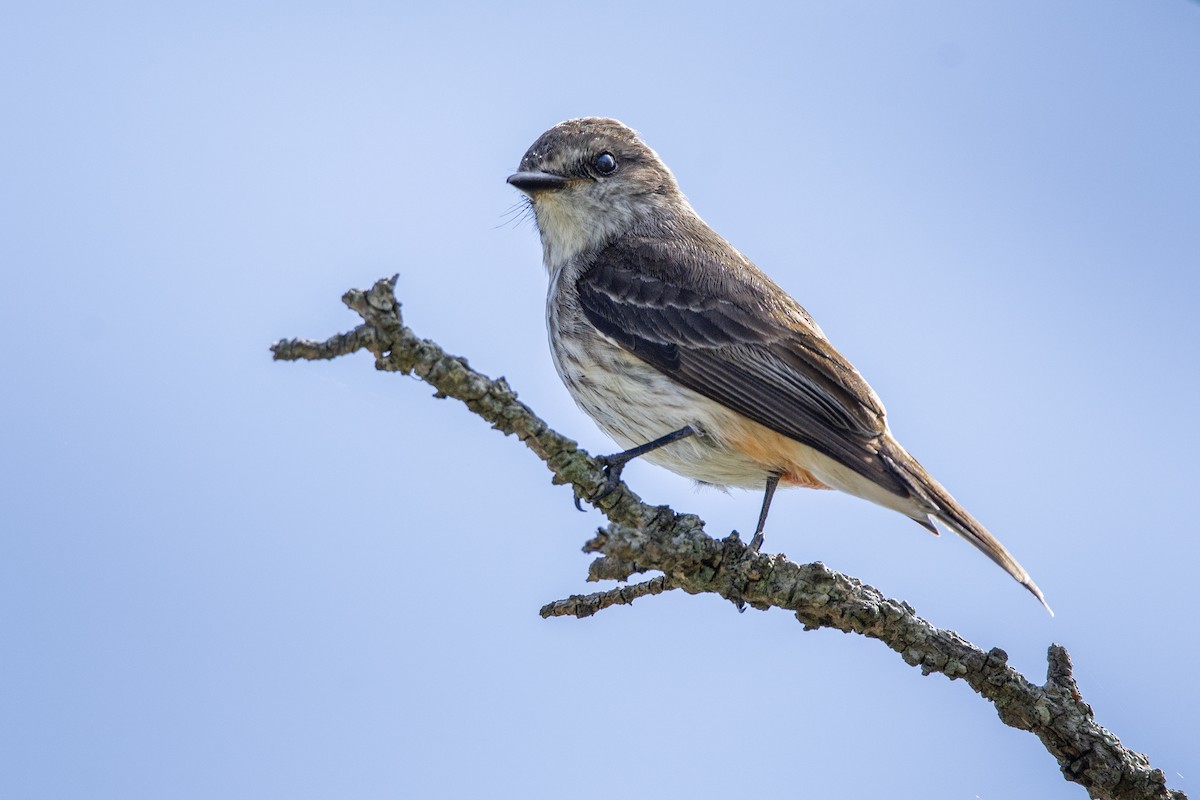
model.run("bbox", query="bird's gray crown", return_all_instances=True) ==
[516,117,679,196]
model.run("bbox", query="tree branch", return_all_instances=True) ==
[271,276,1185,800]
[539,574,679,618]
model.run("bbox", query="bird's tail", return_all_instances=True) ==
[881,437,1053,615]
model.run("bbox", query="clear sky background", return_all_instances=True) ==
[2,2,1197,798]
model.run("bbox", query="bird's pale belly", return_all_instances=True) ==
[549,323,829,491]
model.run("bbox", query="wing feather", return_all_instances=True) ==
[577,230,904,492]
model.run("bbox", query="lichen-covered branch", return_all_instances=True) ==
[539,574,678,618]
[271,276,1185,800]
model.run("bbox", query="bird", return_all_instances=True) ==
[507,117,1050,613]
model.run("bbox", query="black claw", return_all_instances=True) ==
[573,495,586,512]
[579,427,698,508]
[591,456,626,502]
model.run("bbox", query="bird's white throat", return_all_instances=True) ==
[532,190,639,274]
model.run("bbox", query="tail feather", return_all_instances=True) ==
[883,440,1053,615]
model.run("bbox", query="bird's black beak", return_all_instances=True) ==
[507,171,569,194]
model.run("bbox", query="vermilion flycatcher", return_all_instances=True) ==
[508,117,1050,613]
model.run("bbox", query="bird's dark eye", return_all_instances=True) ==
[594,152,617,175]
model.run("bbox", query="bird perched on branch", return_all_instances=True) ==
[508,117,1050,613]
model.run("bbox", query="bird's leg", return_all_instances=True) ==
[590,425,697,502]
[748,473,782,552]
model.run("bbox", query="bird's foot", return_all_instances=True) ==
[590,454,628,503]
[748,530,765,552]
[573,454,629,510]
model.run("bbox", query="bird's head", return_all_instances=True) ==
[508,118,683,271]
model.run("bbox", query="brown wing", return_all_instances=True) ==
[577,229,906,495]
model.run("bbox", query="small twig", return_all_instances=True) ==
[540,575,678,618]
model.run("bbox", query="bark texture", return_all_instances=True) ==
[271,276,1185,800]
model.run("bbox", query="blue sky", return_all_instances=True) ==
[2,2,1197,798]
